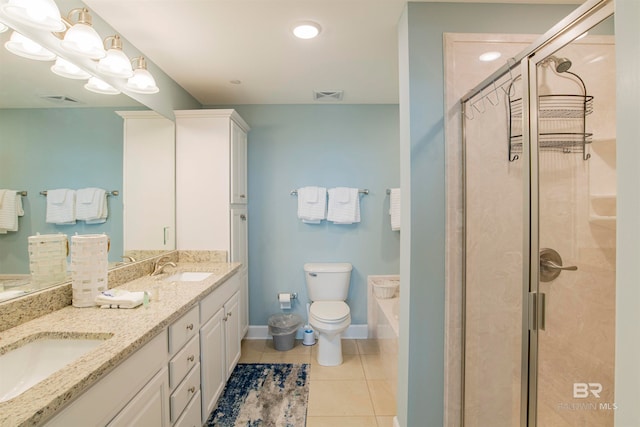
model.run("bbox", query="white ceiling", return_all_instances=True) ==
[1,0,583,108]
[82,0,582,105]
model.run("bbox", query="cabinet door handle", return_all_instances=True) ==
[186,323,194,331]
[188,386,196,394]
[187,355,195,362]
[227,312,232,317]
[240,194,246,199]
[240,214,246,220]
[223,315,228,321]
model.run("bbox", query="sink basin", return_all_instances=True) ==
[0,336,108,403]
[164,272,213,282]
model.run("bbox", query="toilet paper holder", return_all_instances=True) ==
[277,292,298,301]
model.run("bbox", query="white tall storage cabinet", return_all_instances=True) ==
[118,111,176,252]
[175,110,250,336]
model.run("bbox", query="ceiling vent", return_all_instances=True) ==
[40,95,83,105]
[313,90,343,102]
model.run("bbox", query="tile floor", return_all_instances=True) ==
[239,338,398,427]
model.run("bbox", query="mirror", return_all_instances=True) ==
[0,7,176,301]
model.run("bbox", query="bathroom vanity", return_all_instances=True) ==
[0,257,242,426]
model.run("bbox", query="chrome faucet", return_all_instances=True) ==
[150,256,177,276]
[121,255,137,263]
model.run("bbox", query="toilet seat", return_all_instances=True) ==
[310,301,350,323]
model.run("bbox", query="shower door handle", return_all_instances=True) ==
[541,259,578,271]
[539,248,578,282]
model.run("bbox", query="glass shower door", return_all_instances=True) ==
[462,67,526,427]
[531,14,616,427]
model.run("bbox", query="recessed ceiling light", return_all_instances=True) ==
[479,51,502,62]
[292,21,321,39]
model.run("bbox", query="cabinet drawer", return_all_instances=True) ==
[169,335,200,389]
[169,306,199,354]
[174,390,202,427]
[170,363,200,423]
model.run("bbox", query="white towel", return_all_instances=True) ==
[389,188,401,231]
[0,190,24,233]
[95,289,146,309]
[76,188,108,223]
[327,187,360,224]
[297,186,327,224]
[46,189,76,225]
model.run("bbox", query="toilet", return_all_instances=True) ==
[304,262,352,366]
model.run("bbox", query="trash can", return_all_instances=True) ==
[268,313,303,351]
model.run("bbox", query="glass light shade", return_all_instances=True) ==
[84,77,120,95]
[61,23,106,59]
[51,57,91,79]
[0,22,8,33]
[292,22,321,39]
[98,48,133,78]
[1,0,65,32]
[5,31,55,61]
[126,68,159,94]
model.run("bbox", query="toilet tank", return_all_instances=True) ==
[304,263,352,301]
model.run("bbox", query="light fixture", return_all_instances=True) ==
[126,57,159,94]
[479,51,502,62]
[60,8,106,59]
[292,21,321,39]
[84,76,120,95]
[1,0,65,32]
[5,31,56,61]
[51,57,91,79]
[97,35,133,78]
[0,22,8,33]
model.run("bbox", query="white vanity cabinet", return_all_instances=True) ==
[199,273,242,424]
[175,109,250,338]
[46,330,170,427]
[167,306,201,425]
[107,367,170,427]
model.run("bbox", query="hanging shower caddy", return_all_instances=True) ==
[507,66,593,162]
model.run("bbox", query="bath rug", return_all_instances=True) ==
[206,363,309,427]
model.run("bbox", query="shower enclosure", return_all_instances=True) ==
[460,0,616,426]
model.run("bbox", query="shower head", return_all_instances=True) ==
[546,56,572,73]
[554,57,572,73]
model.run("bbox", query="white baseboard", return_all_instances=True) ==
[245,324,369,340]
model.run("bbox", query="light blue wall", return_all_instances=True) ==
[230,104,400,326]
[0,107,131,273]
[399,2,578,426]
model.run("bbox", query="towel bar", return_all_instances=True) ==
[40,190,119,196]
[290,188,369,196]
[18,191,27,196]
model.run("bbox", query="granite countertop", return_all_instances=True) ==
[0,261,241,427]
